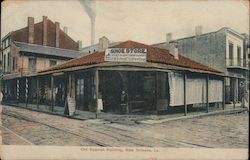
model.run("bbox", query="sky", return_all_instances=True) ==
[1,0,249,47]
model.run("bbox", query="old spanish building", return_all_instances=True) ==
[154,27,249,106]
[2,38,225,116]
[1,16,85,97]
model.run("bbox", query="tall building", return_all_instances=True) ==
[153,27,249,104]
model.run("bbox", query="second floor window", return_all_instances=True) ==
[3,55,6,71]
[229,43,233,59]
[237,46,241,66]
[49,60,57,67]
[28,57,37,72]
[12,57,16,71]
[7,53,10,68]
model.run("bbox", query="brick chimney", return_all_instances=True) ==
[195,25,202,36]
[63,26,68,34]
[77,40,82,51]
[169,40,179,60]
[166,33,172,43]
[42,16,48,46]
[27,17,34,43]
[55,22,60,48]
[98,36,109,52]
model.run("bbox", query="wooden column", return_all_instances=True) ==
[25,78,29,107]
[124,73,129,114]
[95,69,99,118]
[183,73,187,116]
[16,79,20,102]
[242,79,246,108]
[233,78,236,109]
[51,76,54,112]
[36,77,39,109]
[65,73,76,116]
[206,75,209,113]
[222,77,226,110]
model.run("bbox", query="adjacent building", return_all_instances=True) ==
[153,27,249,104]
[1,16,85,93]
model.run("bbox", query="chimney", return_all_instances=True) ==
[55,22,60,48]
[169,40,179,60]
[42,16,47,46]
[98,36,109,52]
[166,33,172,43]
[77,40,82,51]
[27,17,34,43]
[63,26,68,34]
[195,25,202,36]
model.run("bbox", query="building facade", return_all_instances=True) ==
[154,27,249,104]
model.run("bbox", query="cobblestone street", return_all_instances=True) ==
[1,105,249,148]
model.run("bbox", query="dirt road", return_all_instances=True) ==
[1,105,248,148]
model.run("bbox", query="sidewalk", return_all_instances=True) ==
[2,102,246,125]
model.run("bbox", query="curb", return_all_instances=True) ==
[139,108,247,124]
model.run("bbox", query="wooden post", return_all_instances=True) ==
[124,72,129,114]
[25,78,28,107]
[184,73,187,116]
[36,77,39,109]
[242,79,246,108]
[233,78,236,109]
[206,75,209,113]
[222,77,226,110]
[16,79,19,103]
[51,76,54,112]
[95,69,99,118]
[64,73,71,115]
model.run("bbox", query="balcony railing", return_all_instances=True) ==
[226,58,249,68]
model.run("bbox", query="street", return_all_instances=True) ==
[1,105,249,148]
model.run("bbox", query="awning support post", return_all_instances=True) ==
[51,76,54,112]
[222,77,226,110]
[36,77,39,109]
[95,69,99,119]
[206,75,209,113]
[25,78,29,107]
[184,73,187,116]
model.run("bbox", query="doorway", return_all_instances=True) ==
[100,71,124,113]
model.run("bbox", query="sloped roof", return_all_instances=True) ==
[14,41,84,59]
[41,40,223,74]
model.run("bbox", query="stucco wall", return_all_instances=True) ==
[225,33,244,66]
[15,55,65,74]
[177,31,227,73]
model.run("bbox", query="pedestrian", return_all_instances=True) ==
[120,90,128,114]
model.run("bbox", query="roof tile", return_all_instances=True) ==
[43,40,222,74]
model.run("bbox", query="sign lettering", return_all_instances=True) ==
[105,48,147,62]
